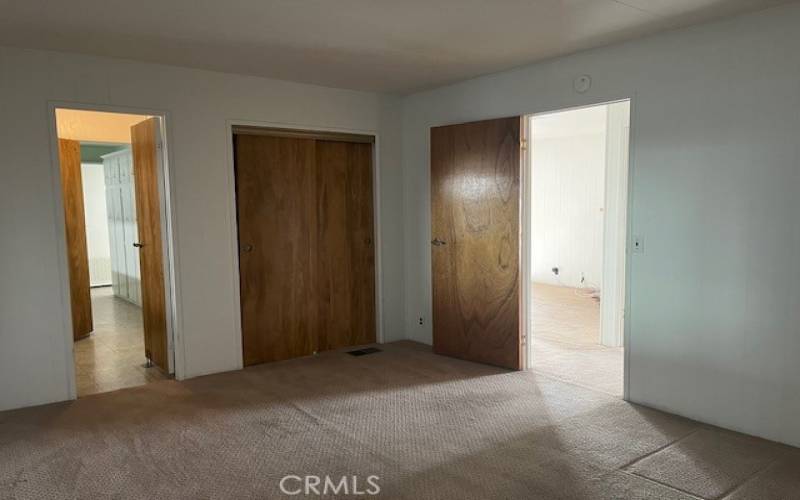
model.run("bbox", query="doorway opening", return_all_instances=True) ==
[54,108,175,397]
[524,100,631,397]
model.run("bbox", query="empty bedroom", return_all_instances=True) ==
[1,1,799,499]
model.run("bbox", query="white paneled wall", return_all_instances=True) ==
[531,105,607,289]
[102,149,141,306]
[80,163,112,286]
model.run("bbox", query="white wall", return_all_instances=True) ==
[81,162,112,286]
[402,3,800,446]
[0,47,404,411]
[531,105,607,288]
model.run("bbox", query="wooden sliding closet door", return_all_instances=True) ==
[234,133,376,366]
[58,138,93,340]
[430,117,522,370]
[235,135,318,366]
[316,140,376,350]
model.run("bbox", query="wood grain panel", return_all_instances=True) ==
[58,138,93,340]
[430,116,522,370]
[131,118,169,372]
[235,134,318,365]
[316,140,376,350]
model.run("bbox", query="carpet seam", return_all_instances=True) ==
[618,469,707,500]
[617,427,701,471]
[715,457,783,500]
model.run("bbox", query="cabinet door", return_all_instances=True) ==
[126,154,142,305]
[120,155,139,304]
[106,184,119,297]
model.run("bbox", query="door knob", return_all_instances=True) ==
[431,238,447,246]
[133,242,144,248]
[240,243,254,253]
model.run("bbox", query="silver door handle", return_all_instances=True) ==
[133,242,144,248]
[431,238,447,246]
[240,244,254,253]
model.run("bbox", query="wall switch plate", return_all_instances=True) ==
[633,235,645,254]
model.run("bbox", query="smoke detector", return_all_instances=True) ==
[574,75,591,93]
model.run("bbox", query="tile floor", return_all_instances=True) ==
[531,282,624,396]
[73,287,168,396]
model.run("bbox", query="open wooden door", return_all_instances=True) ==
[430,116,522,370]
[131,117,169,372]
[58,139,93,340]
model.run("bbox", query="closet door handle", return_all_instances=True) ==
[240,244,254,253]
[133,242,144,248]
[431,238,447,246]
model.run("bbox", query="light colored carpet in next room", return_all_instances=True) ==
[532,282,624,397]
[74,287,168,397]
[2,342,799,500]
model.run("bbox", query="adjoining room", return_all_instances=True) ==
[527,101,630,397]
[55,109,173,396]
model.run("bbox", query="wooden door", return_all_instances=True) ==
[316,140,376,350]
[131,118,169,372]
[58,139,93,340]
[235,134,318,365]
[430,117,522,370]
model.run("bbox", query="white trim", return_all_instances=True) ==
[152,117,179,374]
[622,95,638,402]
[46,101,184,402]
[600,101,631,348]
[521,97,634,401]
[520,117,532,370]
[224,119,385,369]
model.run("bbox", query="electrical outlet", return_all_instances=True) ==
[418,317,424,326]
[551,267,559,276]
[633,235,645,254]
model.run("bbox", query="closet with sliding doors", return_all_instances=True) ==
[233,127,376,366]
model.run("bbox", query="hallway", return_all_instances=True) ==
[73,287,167,396]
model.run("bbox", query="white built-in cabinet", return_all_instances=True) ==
[102,149,142,306]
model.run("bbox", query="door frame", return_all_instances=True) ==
[47,101,183,400]
[224,119,385,369]
[521,97,634,400]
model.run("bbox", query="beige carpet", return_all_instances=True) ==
[1,341,798,499]
[73,287,168,397]
[532,283,624,397]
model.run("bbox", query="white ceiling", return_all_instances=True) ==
[0,0,791,94]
